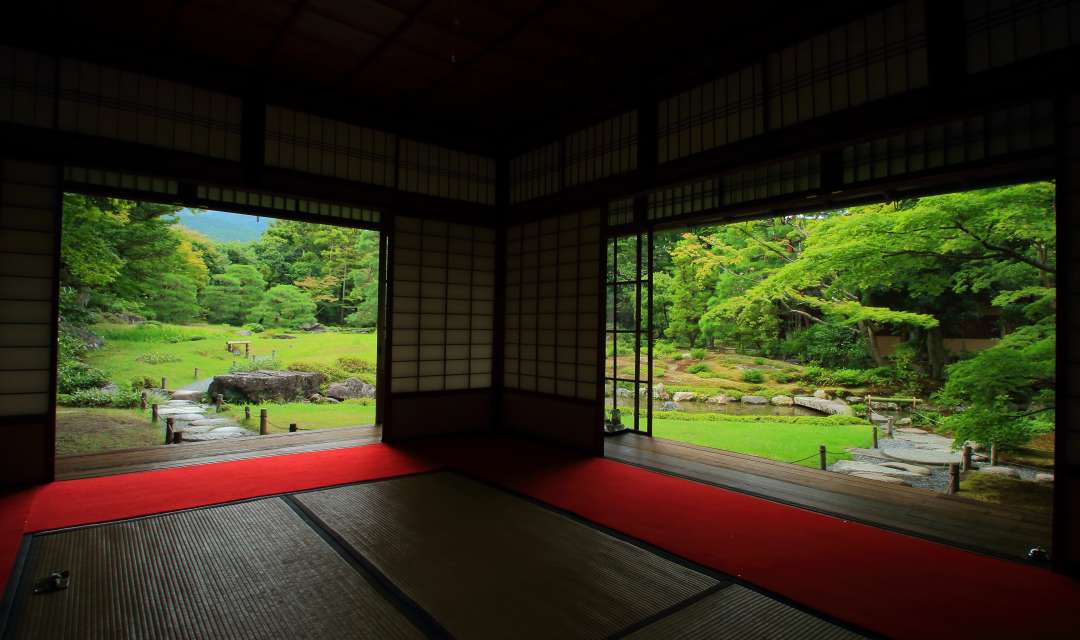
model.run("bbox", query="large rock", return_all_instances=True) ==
[741,395,768,405]
[812,389,830,399]
[770,395,793,406]
[325,378,376,401]
[672,391,697,402]
[652,383,670,401]
[793,396,854,416]
[208,370,323,403]
[706,395,734,404]
[171,389,203,402]
[831,460,926,481]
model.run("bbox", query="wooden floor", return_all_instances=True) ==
[55,425,382,480]
[605,432,1051,562]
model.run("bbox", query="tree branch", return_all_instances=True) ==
[954,222,1057,275]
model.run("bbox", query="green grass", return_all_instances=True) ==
[220,399,376,434]
[86,322,377,389]
[57,407,163,456]
[959,472,1053,521]
[652,413,874,468]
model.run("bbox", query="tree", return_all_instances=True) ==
[201,264,266,325]
[146,273,201,323]
[251,285,317,328]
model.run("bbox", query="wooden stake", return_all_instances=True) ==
[260,409,268,435]
[165,417,174,445]
[990,442,998,466]
[886,416,895,438]
[819,445,826,471]
[962,445,972,471]
[140,391,147,410]
[160,377,167,390]
[244,406,251,420]
[289,423,297,433]
[947,463,960,494]
[872,425,878,449]
[194,367,200,379]
[214,393,223,412]
[151,404,159,422]
[172,431,182,445]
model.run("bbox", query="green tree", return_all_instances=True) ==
[201,264,267,325]
[251,285,317,328]
[146,273,201,323]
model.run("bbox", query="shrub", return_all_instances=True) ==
[690,348,707,360]
[773,371,801,383]
[57,361,111,394]
[777,323,874,369]
[286,361,348,390]
[58,387,141,408]
[101,324,196,343]
[753,357,765,365]
[741,369,765,383]
[230,356,280,373]
[802,366,889,388]
[672,353,685,361]
[652,411,865,425]
[654,341,677,357]
[687,363,710,375]
[136,352,181,364]
[243,323,265,333]
[335,356,375,374]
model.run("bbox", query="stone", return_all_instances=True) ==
[325,378,376,401]
[183,426,256,442]
[896,427,928,435]
[652,383,670,401]
[187,418,235,427]
[302,323,326,333]
[168,413,205,422]
[881,447,961,465]
[99,383,119,393]
[171,389,203,402]
[845,396,862,404]
[870,400,899,410]
[271,334,296,340]
[849,472,907,485]
[324,396,340,404]
[793,396,853,416]
[615,387,633,399]
[658,401,678,411]
[208,370,323,403]
[672,391,697,402]
[979,465,1020,478]
[812,389,830,399]
[831,460,926,480]
[770,395,793,406]
[741,395,768,405]
[1034,472,1054,483]
[897,417,912,426]
[706,395,734,404]
[237,330,252,336]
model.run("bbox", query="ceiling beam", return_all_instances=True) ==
[337,0,434,89]
[258,0,310,69]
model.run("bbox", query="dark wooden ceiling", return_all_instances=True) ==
[4,0,887,154]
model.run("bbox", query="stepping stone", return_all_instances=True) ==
[881,447,961,465]
[1034,472,1054,483]
[167,413,206,421]
[850,472,908,485]
[183,426,256,442]
[978,466,1020,478]
[896,427,928,434]
[847,447,890,460]
[171,389,203,401]
[876,461,931,475]
[831,460,926,480]
[187,418,236,427]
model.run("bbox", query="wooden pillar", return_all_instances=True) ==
[289,423,297,433]
[160,377,167,390]
[886,416,895,438]
[819,445,827,471]
[244,406,251,420]
[947,463,960,495]
[140,391,147,410]
[990,442,998,465]
[194,367,199,379]
[962,445,973,471]
[260,409,268,435]
[164,417,174,445]
[872,425,878,449]
[214,394,223,412]
[151,404,159,423]
[172,431,182,445]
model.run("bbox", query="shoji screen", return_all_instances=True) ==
[0,46,56,129]
[56,59,242,160]
[502,210,603,452]
[965,0,1080,73]
[264,106,396,186]
[0,160,59,485]
[398,141,496,205]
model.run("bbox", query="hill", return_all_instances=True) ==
[175,209,271,242]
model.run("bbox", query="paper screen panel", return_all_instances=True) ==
[965,0,1080,73]
[391,216,495,393]
[0,160,57,416]
[504,210,601,401]
[398,140,495,205]
[0,46,56,129]
[56,59,241,160]
[265,106,396,187]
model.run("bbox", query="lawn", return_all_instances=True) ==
[85,322,377,389]
[56,407,164,456]
[651,413,874,468]
[219,400,376,434]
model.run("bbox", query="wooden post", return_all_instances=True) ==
[194,367,199,379]
[819,445,827,471]
[140,391,147,410]
[864,394,871,422]
[244,406,251,420]
[260,409,268,435]
[872,425,879,449]
[886,416,895,438]
[289,423,297,433]
[990,442,998,465]
[214,394,223,412]
[272,350,277,360]
[947,463,960,494]
[160,377,167,390]
[165,417,174,445]
[151,403,159,422]
[172,431,182,445]
[962,445,973,471]
[245,343,250,357]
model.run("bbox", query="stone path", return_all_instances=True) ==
[158,399,255,442]
[792,396,853,416]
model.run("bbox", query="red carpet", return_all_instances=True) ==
[3,436,1078,639]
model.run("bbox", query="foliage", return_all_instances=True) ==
[802,366,888,388]
[687,363,710,375]
[99,323,203,343]
[57,361,111,395]
[741,369,765,383]
[652,411,865,425]
[229,356,280,373]
[251,285,317,328]
[336,356,375,374]
[201,264,266,325]
[58,386,141,408]
[145,273,201,324]
[135,352,181,364]
[287,361,350,385]
[777,322,873,368]
[243,323,265,333]
[690,348,706,360]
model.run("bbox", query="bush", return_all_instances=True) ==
[57,361,111,394]
[335,356,375,374]
[652,411,865,426]
[773,370,801,383]
[690,348,706,360]
[802,366,889,388]
[741,369,765,383]
[243,323,265,333]
[777,323,873,369]
[136,352,181,364]
[654,341,677,358]
[58,387,141,408]
[230,356,280,373]
[687,363,710,375]
[753,357,765,365]
[672,353,685,361]
[100,324,197,343]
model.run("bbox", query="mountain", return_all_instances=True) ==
[174,209,271,243]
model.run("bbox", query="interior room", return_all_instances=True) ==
[2,1,1079,638]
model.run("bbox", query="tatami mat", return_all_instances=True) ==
[294,472,721,640]
[4,498,422,640]
[625,584,865,639]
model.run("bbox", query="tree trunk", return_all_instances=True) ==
[926,325,945,380]
[860,321,884,366]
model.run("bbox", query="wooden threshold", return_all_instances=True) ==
[55,425,382,481]
[605,433,1051,562]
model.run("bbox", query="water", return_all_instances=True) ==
[606,396,821,417]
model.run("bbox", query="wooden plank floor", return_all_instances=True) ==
[55,425,382,480]
[605,433,1051,561]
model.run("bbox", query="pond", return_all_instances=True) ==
[605,395,823,417]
